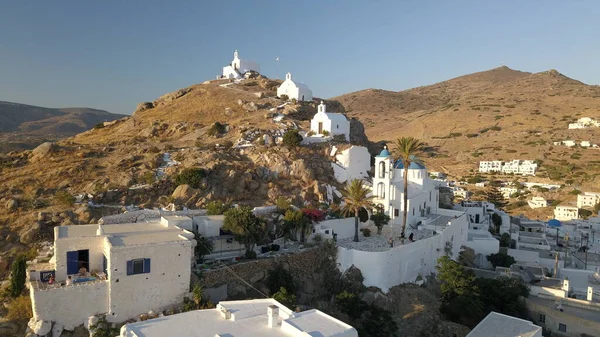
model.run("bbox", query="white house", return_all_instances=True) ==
[528,197,549,209]
[578,192,600,209]
[222,50,260,80]
[372,146,441,229]
[452,186,470,199]
[554,206,579,221]
[330,145,371,183]
[276,72,313,101]
[500,186,519,199]
[27,220,196,329]
[502,160,538,176]
[467,312,543,337]
[478,160,503,173]
[119,298,358,337]
[568,117,600,129]
[310,102,350,141]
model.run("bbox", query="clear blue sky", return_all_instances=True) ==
[1,1,599,114]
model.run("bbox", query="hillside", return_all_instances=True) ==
[0,101,126,152]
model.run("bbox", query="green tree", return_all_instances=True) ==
[192,283,203,308]
[393,137,426,240]
[89,316,121,337]
[192,232,214,263]
[499,233,511,247]
[485,186,508,209]
[223,206,268,258]
[206,201,232,215]
[273,287,296,309]
[579,208,593,219]
[282,129,303,147]
[475,276,529,318]
[266,264,296,295]
[491,212,503,234]
[341,179,374,242]
[487,252,516,268]
[9,255,26,298]
[594,202,600,215]
[370,210,390,235]
[173,167,207,189]
[282,209,306,243]
[436,256,478,301]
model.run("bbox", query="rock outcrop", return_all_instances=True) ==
[30,142,58,162]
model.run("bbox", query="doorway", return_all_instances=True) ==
[66,249,89,275]
[318,122,323,134]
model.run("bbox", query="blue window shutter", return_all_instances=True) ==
[144,259,151,274]
[66,251,79,275]
[126,260,133,275]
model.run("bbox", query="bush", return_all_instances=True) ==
[361,228,371,237]
[141,171,155,185]
[54,190,75,207]
[466,133,479,138]
[487,252,516,268]
[273,287,296,309]
[279,94,289,101]
[93,123,105,129]
[322,130,330,136]
[266,264,296,295]
[490,126,502,131]
[6,295,32,321]
[207,122,226,137]
[306,130,315,137]
[220,140,234,149]
[282,129,303,147]
[173,168,207,189]
[10,256,26,298]
[206,201,232,215]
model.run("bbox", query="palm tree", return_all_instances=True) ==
[393,137,426,242]
[341,179,374,242]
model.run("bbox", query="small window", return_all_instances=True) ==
[127,258,150,275]
[394,209,399,217]
[226,238,234,244]
[559,323,566,332]
[412,208,415,216]
[337,124,339,129]
[538,314,545,323]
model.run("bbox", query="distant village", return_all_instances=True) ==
[16,50,600,337]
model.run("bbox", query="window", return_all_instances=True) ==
[538,314,545,323]
[559,323,566,332]
[336,124,339,129]
[378,162,386,178]
[394,209,399,217]
[127,258,150,275]
[377,183,385,198]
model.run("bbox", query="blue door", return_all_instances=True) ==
[66,251,79,275]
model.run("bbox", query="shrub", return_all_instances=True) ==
[282,129,303,147]
[6,295,32,321]
[173,168,207,189]
[306,130,315,137]
[141,171,155,185]
[279,94,289,100]
[362,228,371,237]
[9,256,26,298]
[322,130,330,136]
[207,122,226,137]
[266,264,296,295]
[273,287,296,309]
[221,140,234,149]
[490,126,502,131]
[54,190,75,207]
[487,252,516,268]
[569,189,582,195]
[466,133,479,138]
[93,123,105,129]
[206,201,232,215]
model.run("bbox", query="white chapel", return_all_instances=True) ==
[277,72,313,101]
[310,102,350,141]
[222,50,260,79]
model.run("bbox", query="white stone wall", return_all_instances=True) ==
[101,210,206,225]
[312,218,360,241]
[464,236,499,257]
[106,241,194,322]
[333,146,371,183]
[193,215,225,237]
[30,280,109,329]
[337,213,468,292]
[53,234,106,281]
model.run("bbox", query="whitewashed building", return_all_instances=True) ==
[27,220,196,328]
[578,192,600,208]
[276,72,313,101]
[478,160,503,173]
[330,145,371,183]
[222,50,260,79]
[568,117,600,129]
[310,102,350,141]
[528,197,549,209]
[554,206,579,221]
[500,186,519,199]
[478,160,538,176]
[119,298,358,337]
[467,312,543,337]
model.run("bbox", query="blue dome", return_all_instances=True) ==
[547,219,562,228]
[377,147,391,157]
[394,159,426,170]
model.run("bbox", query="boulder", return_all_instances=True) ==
[171,184,198,201]
[27,318,52,336]
[6,198,18,211]
[242,102,258,112]
[136,102,154,112]
[254,92,265,98]
[31,142,58,162]
[84,315,99,330]
[20,222,42,244]
[52,323,64,337]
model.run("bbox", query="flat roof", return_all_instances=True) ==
[467,312,542,337]
[527,296,600,323]
[57,220,194,247]
[121,299,357,337]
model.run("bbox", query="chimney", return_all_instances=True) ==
[96,224,105,236]
[267,305,279,328]
[219,307,231,320]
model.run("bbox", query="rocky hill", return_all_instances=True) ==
[0,101,126,152]
[334,66,600,218]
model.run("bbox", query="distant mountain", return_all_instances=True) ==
[0,101,126,152]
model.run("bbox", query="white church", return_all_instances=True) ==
[277,72,313,101]
[222,50,260,79]
[310,102,350,141]
[372,146,441,230]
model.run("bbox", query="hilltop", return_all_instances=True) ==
[0,101,126,152]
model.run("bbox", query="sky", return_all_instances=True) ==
[1,1,599,114]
